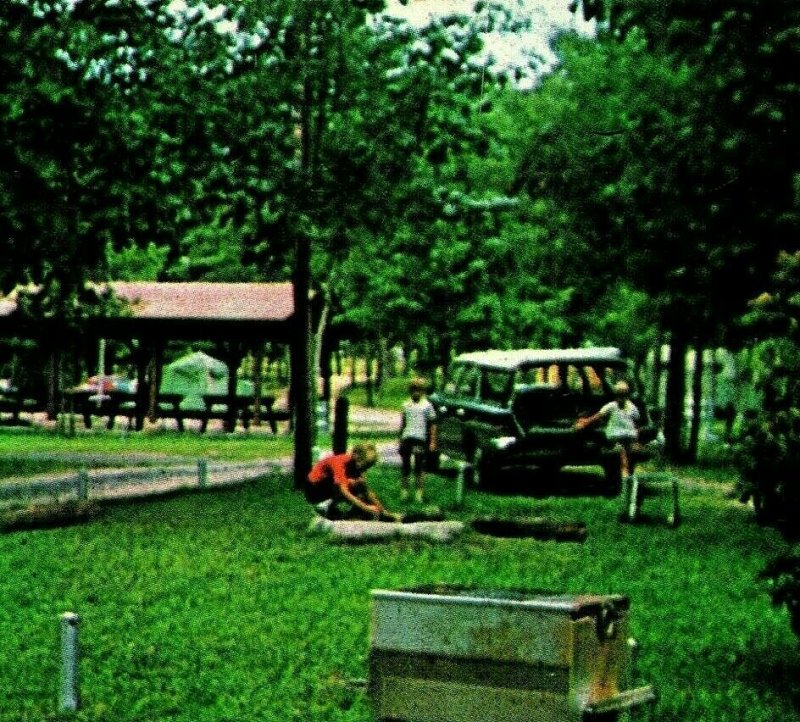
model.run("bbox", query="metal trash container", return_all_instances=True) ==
[369,585,655,722]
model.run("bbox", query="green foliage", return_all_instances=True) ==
[105,242,170,282]
[0,1,121,301]
[733,252,800,639]
[0,466,795,720]
[734,252,800,529]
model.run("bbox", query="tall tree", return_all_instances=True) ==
[515,1,800,458]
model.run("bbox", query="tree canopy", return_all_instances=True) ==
[3,0,800,459]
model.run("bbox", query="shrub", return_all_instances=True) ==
[733,253,800,527]
[734,251,800,641]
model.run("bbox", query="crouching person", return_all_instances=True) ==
[306,443,399,521]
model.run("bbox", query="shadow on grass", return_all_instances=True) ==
[735,637,800,712]
[473,466,617,499]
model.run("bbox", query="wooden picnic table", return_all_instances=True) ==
[65,388,185,430]
[199,393,290,433]
[0,386,42,423]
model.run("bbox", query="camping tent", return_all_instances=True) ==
[160,351,253,410]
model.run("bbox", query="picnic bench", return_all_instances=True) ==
[64,388,291,434]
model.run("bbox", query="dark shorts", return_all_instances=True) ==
[399,438,427,475]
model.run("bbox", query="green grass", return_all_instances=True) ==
[343,375,415,411]
[0,428,295,468]
[0,464,797,721]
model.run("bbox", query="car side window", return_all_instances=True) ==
[565,365,585,393]
[481,370,512,407]
[598,366,628,394]
[446,364,479,399]
[584,365,605,396]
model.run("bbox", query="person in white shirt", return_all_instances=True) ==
[574,380,640,480]
[399,378,438,503]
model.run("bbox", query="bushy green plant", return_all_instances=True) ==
[734,252,800,527]
[734,251,800,641]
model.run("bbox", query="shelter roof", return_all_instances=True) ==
[0,281,297,343]
[110,281,294,322]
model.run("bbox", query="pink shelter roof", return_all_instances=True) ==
[110,281,295,322]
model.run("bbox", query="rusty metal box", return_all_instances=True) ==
[369,586,654,722]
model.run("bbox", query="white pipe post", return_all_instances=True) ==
[76,469,89,502]
[60,612,80,712]
[96,338,106,407]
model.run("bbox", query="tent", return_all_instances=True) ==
[160,351,253,410]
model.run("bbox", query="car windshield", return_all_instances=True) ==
[441,364,513,407]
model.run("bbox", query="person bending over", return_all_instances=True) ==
[306,442,399,521]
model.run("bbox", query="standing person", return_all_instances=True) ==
[399,378,438,503]
[574,380,641,482]
[306,443,399,521]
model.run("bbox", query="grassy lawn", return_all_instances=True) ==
[0,428,296,482]
[344,375,413,412]
[0,462,798,721]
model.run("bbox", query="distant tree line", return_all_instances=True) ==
[1,0,799,462]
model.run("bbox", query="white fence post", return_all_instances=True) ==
[60,612,80,712]
[76,469,89,502]
[454,462,467,508]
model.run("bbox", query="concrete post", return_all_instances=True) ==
[60,612,79,712]
[76,469,89,502]
[454,462,466,508]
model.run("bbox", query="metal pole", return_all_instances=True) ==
[96,339,106,407]
[60,612,80,712]
[198,459,208,489]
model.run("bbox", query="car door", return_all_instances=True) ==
[430,363,481,459]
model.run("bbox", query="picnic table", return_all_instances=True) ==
[196,393,290,433]
[63,387,290,434]
[0,385,42,423]
[65,388,185,430]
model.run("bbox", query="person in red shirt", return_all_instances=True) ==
[307,442,397,521]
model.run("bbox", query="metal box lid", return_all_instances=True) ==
[372,585,629,619]
[371,586,630,665]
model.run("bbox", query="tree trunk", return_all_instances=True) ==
[663,336,688,462]
[365,351,375,408]
[649,333,664,416]
[687,346,705,461]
